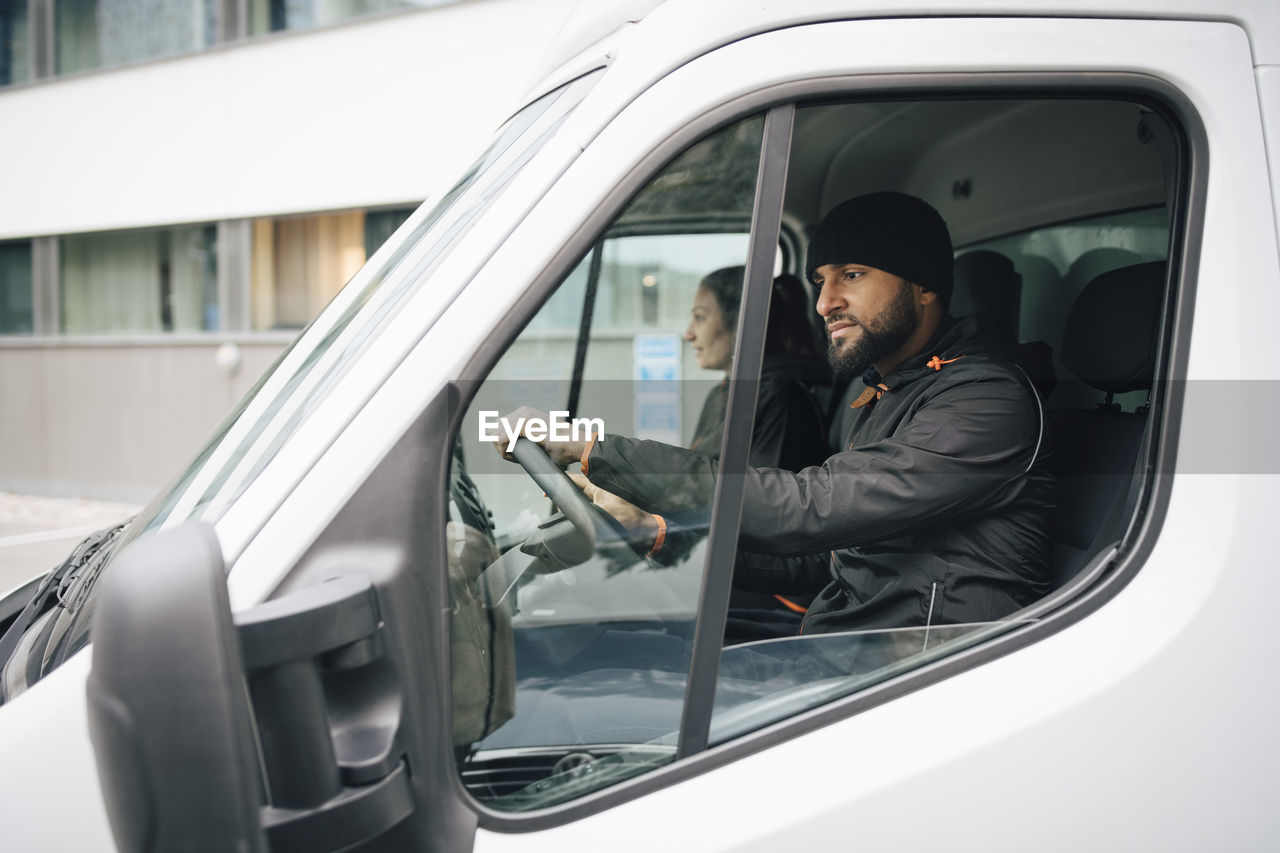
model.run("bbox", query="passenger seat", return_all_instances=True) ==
[1048,261,1166,588]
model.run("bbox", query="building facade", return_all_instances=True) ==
[0,0,574,500]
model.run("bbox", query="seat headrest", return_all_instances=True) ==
[1062,261,1165,394]
[952,250,1021,340]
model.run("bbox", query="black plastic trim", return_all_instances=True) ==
[280,395,479,853]
[236,575,380,671]
[437,70,1203,834]
[0,574,44,632]
[678,103,795,759]
[87,522,269,853]
[565,239,603,419]
[261,761,415,853]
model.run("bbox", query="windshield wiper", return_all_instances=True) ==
[0,520,132,694]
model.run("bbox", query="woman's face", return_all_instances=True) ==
[685,286,735,371]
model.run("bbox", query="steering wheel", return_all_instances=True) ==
[509,438,635,556]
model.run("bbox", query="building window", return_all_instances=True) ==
[7,0,464,86]
[0,240,33,334]
[363,206,415,256]
[61,224,218,333]
[55,0,220,76]
[250,206,413,331]
[0,0,29,86]
[246,0,456,36]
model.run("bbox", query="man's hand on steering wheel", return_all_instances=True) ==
[493,407,646,558]
[567,471,661,550]
[492,406,588,468]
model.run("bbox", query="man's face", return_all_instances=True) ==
[813,263,920,378]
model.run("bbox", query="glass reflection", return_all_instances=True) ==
[451,115,769,812]
[0,240,33,334]
[60,224,218,333]
[1,0,29,86]
[247,0,458,35]
[56,0,219,75]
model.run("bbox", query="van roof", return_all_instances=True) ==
[529,0,1280,103]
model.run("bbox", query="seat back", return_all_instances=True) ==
[952,249,1022,341]
[1048,261,1165,587]
[952,249,1057,398]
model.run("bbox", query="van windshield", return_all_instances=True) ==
[2,71,602,695]
[130,71,601,547]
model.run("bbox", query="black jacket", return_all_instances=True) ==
[584,316,1055,633]
[688,354,830,472]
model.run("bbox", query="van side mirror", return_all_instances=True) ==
[87,522,413,853]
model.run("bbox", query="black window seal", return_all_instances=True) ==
[440,69,1204,833]
[564,238,604,419]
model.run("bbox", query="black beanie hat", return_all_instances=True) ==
[805,192,954,307]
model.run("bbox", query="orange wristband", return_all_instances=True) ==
[580,437,596,474]
[647,514,667,556]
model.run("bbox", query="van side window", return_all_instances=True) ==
[446,93,1181,809]
[449,115,766,807]
[709,97,1175,743]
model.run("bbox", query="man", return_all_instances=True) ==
[517,192,1054,633]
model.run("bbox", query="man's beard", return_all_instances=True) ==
[826,282,919,379]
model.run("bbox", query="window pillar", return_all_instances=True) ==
[217,220,252,332]
[32,0,52,78]
[31,236,58,335]
[221,0,248,43]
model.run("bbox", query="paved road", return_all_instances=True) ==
[0,494,141,594]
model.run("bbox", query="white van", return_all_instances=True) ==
[2,1,1279,850]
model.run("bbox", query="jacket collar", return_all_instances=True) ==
[880,314,979,387]
[848,315,983,409]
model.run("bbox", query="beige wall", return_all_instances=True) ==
[0,339,288,502]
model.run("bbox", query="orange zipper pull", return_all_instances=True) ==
[926,354,965,371]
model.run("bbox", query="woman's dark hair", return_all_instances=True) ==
[697,267,821,360]
[699,266,745,331]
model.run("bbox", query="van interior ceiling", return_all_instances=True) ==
[786,98,1167,242]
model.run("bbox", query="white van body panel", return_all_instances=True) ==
[0,652,112,850]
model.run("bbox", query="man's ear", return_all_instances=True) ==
[916,285,939,306]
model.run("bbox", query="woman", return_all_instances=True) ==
[678,267,831,638]
[684,266,828,471]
